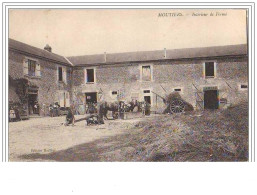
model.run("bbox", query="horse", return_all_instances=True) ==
[99,100,141,120]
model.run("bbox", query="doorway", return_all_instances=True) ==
[85,92,97,114]
[85,92,97,104]
[144,96,151,105]
[28,93,39,115]
[204,90,219,109]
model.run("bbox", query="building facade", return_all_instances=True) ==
[69,44,248,113]
[8,38,248,116]
[9,39,73,116]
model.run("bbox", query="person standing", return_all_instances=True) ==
[49,104,54,117]
[97,102,105,124]
[141,101,146,116]
[65,108,75,126]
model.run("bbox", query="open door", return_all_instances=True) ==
[144,96,151,105]
[195,91,204,110]
[204,90,219,109]
[85,92,97,104]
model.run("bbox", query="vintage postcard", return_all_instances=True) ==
[6,8,250,162]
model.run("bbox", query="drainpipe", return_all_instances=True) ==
[164,48,167,59]
[104,52,107,63]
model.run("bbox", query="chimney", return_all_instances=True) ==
[44,44,52,52]
[104,52,107,63]
[164,48,167,59]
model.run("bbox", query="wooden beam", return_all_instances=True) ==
[160,84,167,93]
[151,91,166,100]
[225,81,233,89]
[192,83,199,91]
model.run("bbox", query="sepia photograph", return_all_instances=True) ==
[8,8,249,162]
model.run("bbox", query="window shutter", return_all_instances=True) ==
[65,92,70,107]
[23,59,29,75]
[59,91,65,107]
[63,67,67,83]
[57,66,60,82]
[84,68,87,83]
[35,63,41,77]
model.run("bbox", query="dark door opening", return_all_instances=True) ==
[204,90,219,109]
[85,92,97,114]
[144,96,151,105]
[28,93,39,115]
[85,92,97,104]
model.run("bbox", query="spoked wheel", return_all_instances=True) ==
[170,99,185,113]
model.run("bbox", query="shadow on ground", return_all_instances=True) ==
[19,132,138,162]
[19,102,249,162]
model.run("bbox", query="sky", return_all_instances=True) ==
[9,9,247,57]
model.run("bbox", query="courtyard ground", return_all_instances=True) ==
[9,114,147,161]
[9,101,248,162]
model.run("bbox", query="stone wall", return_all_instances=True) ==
[9,50,73,115]
[72,56,248,112]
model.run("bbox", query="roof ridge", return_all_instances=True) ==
[9,38,71,65]
[9,38,62,57]
[67,43,247,58]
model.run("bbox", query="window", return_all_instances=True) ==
[142,65,152,81]
[58,66,67,83]
[58,67,63,81]
[241,84,248,89]
[111,91,118,100]
[143,89,151,105]
[205,62,215,78]
[24,59,40,77]
[85,68,95,83]
[28,59,36,76]
[143,90,151,93]
[58,91,70,107]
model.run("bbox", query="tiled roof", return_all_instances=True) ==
[68,44,247,66]
[9,38,71,66]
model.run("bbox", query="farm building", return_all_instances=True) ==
[68,44,248,114]
[8,38,248,116]
[9,38,73,117]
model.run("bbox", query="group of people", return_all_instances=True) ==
[48,102,75,126]
[28,101,39,115]
[49,102,61,117]
[9,99,151,125]
[65,100,151,127]
[9,104,21,122]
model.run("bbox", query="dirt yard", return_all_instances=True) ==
[9,102,248,162]
[9,114,155,161]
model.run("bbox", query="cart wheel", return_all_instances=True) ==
[170,100,185,113]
